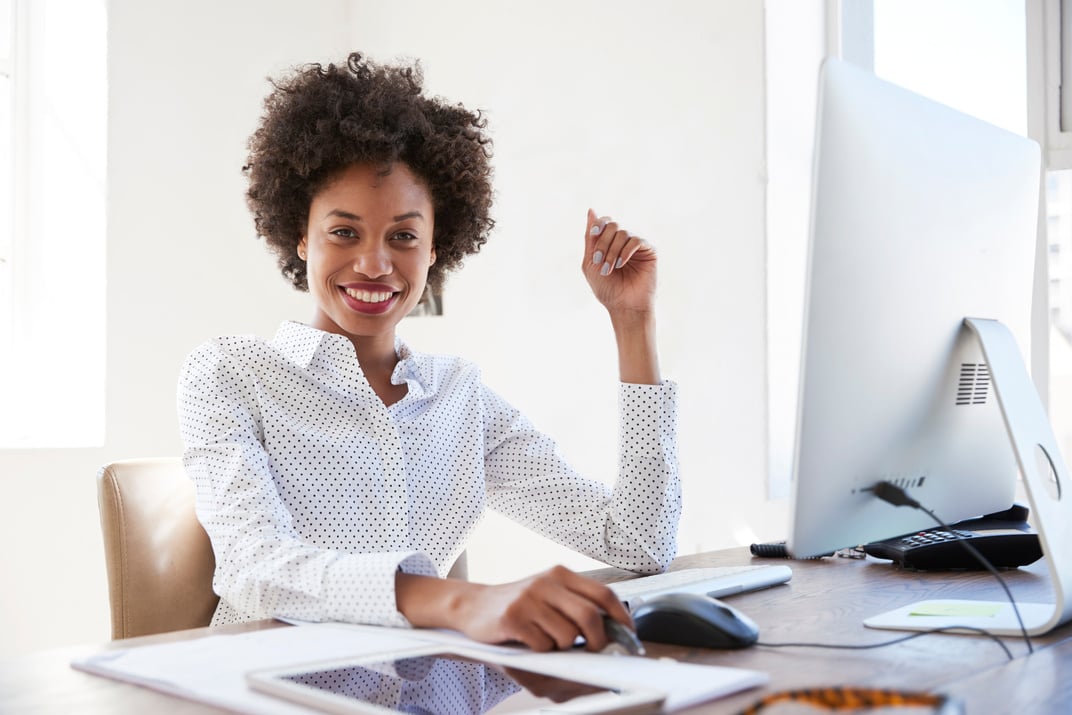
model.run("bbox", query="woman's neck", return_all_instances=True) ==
[349,332,407,406]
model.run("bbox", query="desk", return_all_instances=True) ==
[3,547,1069,714]
[589,547,1071,713]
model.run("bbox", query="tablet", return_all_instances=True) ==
[246,646,665,714]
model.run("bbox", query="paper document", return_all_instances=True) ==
[72,623,431,715]
[72,621,767,713]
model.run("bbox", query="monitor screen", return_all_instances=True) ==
[787,59,1042,557]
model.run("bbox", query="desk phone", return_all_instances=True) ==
[862,504,1042,571]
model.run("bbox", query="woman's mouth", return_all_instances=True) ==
[345,287,394,303]
[339,285,400,315]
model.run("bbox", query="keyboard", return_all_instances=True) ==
[609,564,792,608]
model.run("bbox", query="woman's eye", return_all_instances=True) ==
[329,228,357,240]
[392,231,418,242]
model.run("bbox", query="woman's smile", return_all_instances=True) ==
[340,282,401,314]
[299,162,436,346]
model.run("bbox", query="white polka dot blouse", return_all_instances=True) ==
[177,321,681,628]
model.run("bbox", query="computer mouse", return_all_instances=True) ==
[632,592,759,650]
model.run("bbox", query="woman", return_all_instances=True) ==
[178,52,681,653]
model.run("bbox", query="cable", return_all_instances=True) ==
[757,624,1013,660]
[866,480,1034,654]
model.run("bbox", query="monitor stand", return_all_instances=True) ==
[864,317,1072,637]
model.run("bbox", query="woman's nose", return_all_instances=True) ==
[351,242,391,278]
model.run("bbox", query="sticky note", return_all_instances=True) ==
[909,602,1002,618]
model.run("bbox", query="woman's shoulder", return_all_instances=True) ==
[185,333,274,361]
[180,333,283,381]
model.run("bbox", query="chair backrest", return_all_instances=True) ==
[96,458,219,639]
[97,458,469,640]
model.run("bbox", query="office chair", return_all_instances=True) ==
[96,458,219,639]
[96,458,470,640]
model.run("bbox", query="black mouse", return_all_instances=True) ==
[632,592,759,650]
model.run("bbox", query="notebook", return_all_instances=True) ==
[609,564,792,609]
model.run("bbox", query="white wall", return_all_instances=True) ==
[346,0,779,579]
[0,0,352,658]
[0,0,778,657]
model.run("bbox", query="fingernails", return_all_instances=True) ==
[592,250,603,265]
[600,261,612,276]
[590,224,602,236]
[615,257,624,269]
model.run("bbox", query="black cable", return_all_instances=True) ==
[757,624,1013,660]
[867,480,1034,654]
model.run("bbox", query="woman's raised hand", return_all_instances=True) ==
[582,209,657,318]
[580,209,661,385]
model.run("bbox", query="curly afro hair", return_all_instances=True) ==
[244,52,494,294]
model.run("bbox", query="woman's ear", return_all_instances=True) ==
[298,237,308,261]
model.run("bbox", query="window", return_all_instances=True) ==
[864,0,1072,473]
[873,0,1027,136]
[766,0,1041,497]
[0,0,14,363]
[0,0,106,448]
[1029,0,1072,465]
[765,0,825,498]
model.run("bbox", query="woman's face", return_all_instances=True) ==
[299,162,436,346]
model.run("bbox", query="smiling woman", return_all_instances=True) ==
[177,52,682,657]
[243,53,494,298]
[303,167,436,334]
[301,163,438,403]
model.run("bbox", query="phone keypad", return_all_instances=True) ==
[899,529,973,546]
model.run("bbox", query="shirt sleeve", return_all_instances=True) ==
[482,381,681,573]
[177,341,437,627]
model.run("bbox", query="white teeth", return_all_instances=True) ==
[345,288,394,303]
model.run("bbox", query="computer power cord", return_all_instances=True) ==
[867,480,1033,654]
[756,624,1012,660]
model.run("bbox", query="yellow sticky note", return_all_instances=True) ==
[910,602,1002,618]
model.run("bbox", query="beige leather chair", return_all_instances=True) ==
[97,458,219,639]
[97,458,468,640]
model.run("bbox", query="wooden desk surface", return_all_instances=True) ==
[3,548,1069,714]
[589,547,1071,713]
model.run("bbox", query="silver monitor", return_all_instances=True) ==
[787,58,1041,559]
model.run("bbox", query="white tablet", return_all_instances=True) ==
[246,646,665,715]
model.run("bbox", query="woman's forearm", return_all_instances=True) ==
[609,309,660,385]
[395,571,471,628]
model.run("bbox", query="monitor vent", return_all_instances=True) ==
[956,363,990,406]
[886,475,926,491]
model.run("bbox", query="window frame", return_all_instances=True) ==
[764,0,872,499]
[1030,0,1072,169]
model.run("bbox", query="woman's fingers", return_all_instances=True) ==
[586,209,650,276]
[481,566,633,653]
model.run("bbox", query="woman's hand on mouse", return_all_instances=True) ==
[395,565,632,652]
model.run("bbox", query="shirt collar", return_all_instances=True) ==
[272,321,346,369]
[272,321,433,396]
[390,334,433,399]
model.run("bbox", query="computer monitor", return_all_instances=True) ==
[786,59,1041,560]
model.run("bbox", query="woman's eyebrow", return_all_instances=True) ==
[325,209,362,221]
[322,209,426,222]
